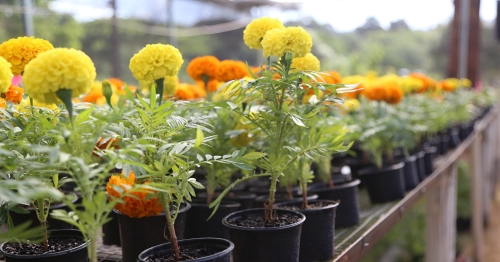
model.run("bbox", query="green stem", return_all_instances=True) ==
[161,192,180,261]
[300,159,309,208]
[265,172,278,223]
[88,234,98,262]
[155,78,164,106]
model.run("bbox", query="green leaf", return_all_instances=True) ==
[194,127,204,147]
[241,152,267,160]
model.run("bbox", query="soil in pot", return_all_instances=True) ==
[138,238,234,262]
[223,208,305,262]
[253,193,318,208]
[309,179,360,228]
[196,191,256,210]
[358,162,406,204]
[0,229,88,262]
[185,199,240,239]
[276,200,339,262]
[395,155,419,191]
[115,202,191,262]
[9,192,78,230]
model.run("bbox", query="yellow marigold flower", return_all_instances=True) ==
[163,75,179,96]
[5,85,24,104]
[243,17,285,50]
[461,78,471,88]
[215,60,250,82]
[0,56,12,93]
[0,98,5,109]
[261,26,312,58]
[291,53,320,72]
[230,124,253,147]
[0,37,53,76]
[186,56,220,81]
[339,98,360,113]
[16,97,59,113]
[129,44,183,82]
[23,48,96,104]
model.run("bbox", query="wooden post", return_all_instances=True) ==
[425,164,457,262]
[447,0,460,78]
[471,133,484,262]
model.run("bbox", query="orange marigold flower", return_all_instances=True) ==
[250,66,262,77]
[4,85,24,104]
[0,98,5,109]
[215,60,249,82]
[320,71,342,84]
[175,84,196,100]
[83,88,104,104]
[191,84,207,98]
[107,78,125,90]
[106,171,163,218]
[186,56,220,81]
[197,79,223,92]
[93,137,120,156]
[385,84,404,104]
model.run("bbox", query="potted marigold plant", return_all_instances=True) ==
[209,17,356,262]
[106,44,259,262]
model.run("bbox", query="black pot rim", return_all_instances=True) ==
[415,150,425,157]
[309,179,361,192]
[395,154,417,163]
[275,199,339,212]
[222,208,306,231]
[254,194,318,201]
[138,237,234,262]
[113,201,191,217]
[189,199,241,209]
[0,229,89,259]
[17,192,78,211]
[358,162,405,176]
[425,146,437,154]
[197,191,257,199]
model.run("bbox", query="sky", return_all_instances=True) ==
[47,0,498,32]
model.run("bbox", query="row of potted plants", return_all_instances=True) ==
[0,16,497,262]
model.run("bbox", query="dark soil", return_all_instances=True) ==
[227,212,301,228]
[2,237,85,255]
[145,244,224,262]
[278,201,335,211]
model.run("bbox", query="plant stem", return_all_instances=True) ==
[161,192,180,261]
[89,234,98,262]
[286,181,293,199]
[300,159,309,208]
[265,172,278,223]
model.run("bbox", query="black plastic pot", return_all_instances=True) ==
[415,150,426,182]
[253,194,318,208]
[424,146,437,176]
[358,162,406,204]
[222,208,305,262]
[439,134,450,155]
[448,127,461,149]
[115,202,191,262]
[102,208,121,246]
[344,157,372,180]
[197,191,256,210]
[309,179,361,228]
[138,238,234,262]
[276,200,339,262]
[459,122,472,140]
[248,185,302,196]
[9,193,78,230]
[0,229,88,262]
[396,155,419,191]
[185,199,240,239]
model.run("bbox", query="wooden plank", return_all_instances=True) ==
[471,133,484,262]
[332,105,500,262]
[425,163,457,262]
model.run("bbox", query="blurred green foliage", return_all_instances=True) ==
[1,1,499,87]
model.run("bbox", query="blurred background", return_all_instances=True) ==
[0,0,498,88]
